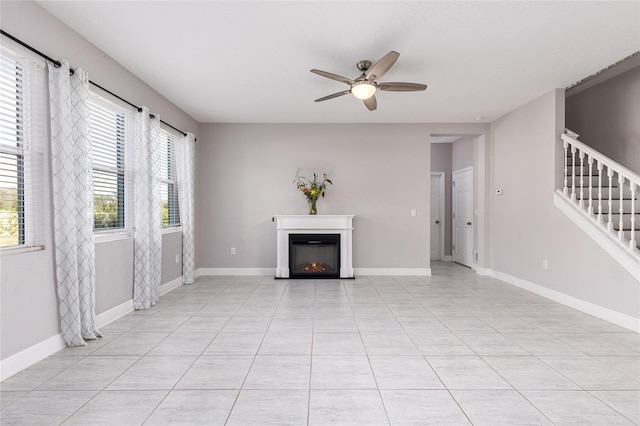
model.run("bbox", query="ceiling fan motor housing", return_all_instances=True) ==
[356,60,372,72]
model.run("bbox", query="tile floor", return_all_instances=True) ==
[1,262,639,425]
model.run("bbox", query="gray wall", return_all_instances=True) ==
[490,89,640,318]
[566,64,640,174]
[195,124,432,270]
[452,137,475,172]
[195,123,488,271]
[161,231,184,284]
[0,1,196,360]
[430,143,452,256]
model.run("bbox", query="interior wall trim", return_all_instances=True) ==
[160,276,184,295]
[488,268,639,332]
[95,299,134,329]
[0,334,65,381]
[195,267,432,277]
[353,268,432,276]
[0,276,185,382]
[195,268,277,277]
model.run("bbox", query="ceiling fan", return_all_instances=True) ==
[310,51,427,111]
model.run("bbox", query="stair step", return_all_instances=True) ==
[584,187,627,199]
[613,225,640,231]
[565,161,619,173]
[569,187,640,199]
[566,175,619,186]
[603,214,639,227]
[565,163,605,173]
[616,231,640,250]
[572,199,638,213]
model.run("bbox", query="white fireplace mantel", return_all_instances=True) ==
[274,215,355,278]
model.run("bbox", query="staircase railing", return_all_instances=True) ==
[560,130,639,254]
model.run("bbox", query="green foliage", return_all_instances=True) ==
[161,200,169,227]
[293,168,333,202]
[0,187,19,246]
[0,187,18,211]
[94,194,120,229]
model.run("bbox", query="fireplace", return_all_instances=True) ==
[289,234,340,279]
[273,215,354,279]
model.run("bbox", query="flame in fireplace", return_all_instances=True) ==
[301,262,330,273]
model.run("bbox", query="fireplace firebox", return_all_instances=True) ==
[289,234,340,279]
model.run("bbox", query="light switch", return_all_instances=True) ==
[410,209,417,217]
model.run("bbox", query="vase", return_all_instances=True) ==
[308,198,318,215]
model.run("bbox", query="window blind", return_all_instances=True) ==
[0,47,45,248]
[89,94,128,230]
[159,129,180,227]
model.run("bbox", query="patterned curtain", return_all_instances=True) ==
[132,107,162,309]
[49,61,100,346]
[176,132,196,284]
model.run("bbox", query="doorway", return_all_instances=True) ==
[453,167,473,267]
[430,173,445,261]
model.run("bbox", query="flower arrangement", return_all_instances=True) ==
[293,168,333,215]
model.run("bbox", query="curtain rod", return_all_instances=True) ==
[1,29,191,138]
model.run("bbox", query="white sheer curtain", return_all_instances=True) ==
[176,132,195,284]
[132,107,162,309]
[49,61,100,346]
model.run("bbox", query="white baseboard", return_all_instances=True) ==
[474,266,492,276]
[0,333,66,381]
[490,269,640,333]
[160,276,183,295]
[354,268,431,276]
[195,267,432,277]
[1,278,186,382]
[95,299,133,329]
[195,268,276,277]
[1,297,139,382]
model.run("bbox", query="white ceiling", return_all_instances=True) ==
[38,1,639,124]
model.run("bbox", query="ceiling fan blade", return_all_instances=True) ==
[365,51,400,81]
[310,69,354,85]
[364,95,377,111]
[378,82,428,92]
[314,90,351,102]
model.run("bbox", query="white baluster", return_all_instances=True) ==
[597,161,603,224]
[587,155,594,215]
[579,150,585,209]
[571,145,576,202]
[607,167,614,232]
[630,182,637,250]
[563,139,569,196]
[618,174,625,241]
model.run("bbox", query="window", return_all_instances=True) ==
[159,129,180,227]
[0,47,45,248]
[89,94,128,230]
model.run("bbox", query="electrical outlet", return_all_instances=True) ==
[542,259,549,269]
[231,247,236,255]
[410,209,417,217]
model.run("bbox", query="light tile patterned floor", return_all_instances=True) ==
[1,262,639,425]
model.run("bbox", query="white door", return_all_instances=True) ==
[430,173,444,260]
[453,168,473,267]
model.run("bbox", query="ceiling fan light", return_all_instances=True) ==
[351,81,377,100]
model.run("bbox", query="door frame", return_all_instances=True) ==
[430,172,446,261]
[452,166,474,267]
